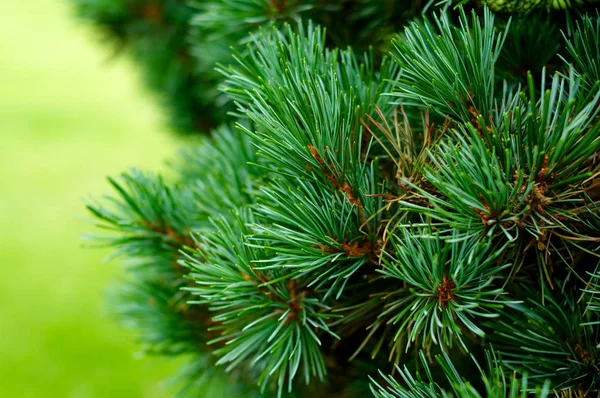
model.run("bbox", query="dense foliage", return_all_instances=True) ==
[79,0,600,396]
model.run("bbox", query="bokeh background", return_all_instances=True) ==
[0,1,190,396]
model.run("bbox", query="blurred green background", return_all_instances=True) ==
[0,1,188,396]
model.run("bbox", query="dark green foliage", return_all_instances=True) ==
[490,290,600,390]
[484,0,587,13]
[446,0,597,13]
[565,12,600,93]
[80,0,600,397]
[186,212,337,395]
[370,350,552,397]
[496,13,562,84]
[379,230,513,348]
[391,8,507,123]
[84,127,265,394]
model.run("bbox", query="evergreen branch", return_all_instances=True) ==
[391,6,508,125]
[520,70,600,186]
[583,264,600,325]
[170,354,266,398]
[170,124,265,213]
[221,21,399,180]
[404,123,529,240]
[110,279,211,356]
[489,288,600,392]
[83,169,237,392]
[370,349,552,397]
[398,70,600,256]
[250,179,378,300]
[84,170,204,279]
[362,104,447,194]
[564,12,600,95]
[185,211,339,396]
[377,227,515,350]
[78,3,600,396]
[191,0,316,41]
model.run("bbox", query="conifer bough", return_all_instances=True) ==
[80,0,600,396]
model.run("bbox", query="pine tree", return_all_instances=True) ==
[80,0,600,396]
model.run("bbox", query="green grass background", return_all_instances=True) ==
[0,1,188,396]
